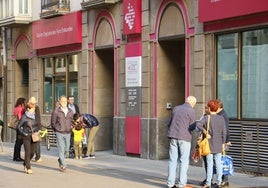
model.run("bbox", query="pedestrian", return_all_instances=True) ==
[196,99,227,188]
[13,97,26,162]
[51,96,74,172]
[73,113,100,159]
[67,95,80,148]
[67,95,80,114]
[29,96,42,162]
[72,122,85,159]
[166,96,197,188]
[216,99,231,187]
[17,102,39,174]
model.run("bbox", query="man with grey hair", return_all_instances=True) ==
[167,96,197,188]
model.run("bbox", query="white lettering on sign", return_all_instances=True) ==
[124,3,135,30]
[211,0,222,2]
[36,26,73,38]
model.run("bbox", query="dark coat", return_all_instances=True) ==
[51,107,74,134]
[17,113,38,137]
[167,103,196,142]
[82,114,99,128]
[196,114,227,154]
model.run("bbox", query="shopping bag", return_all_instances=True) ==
[222,155,234,176]
[32,132,41,142]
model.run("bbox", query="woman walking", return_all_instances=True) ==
[17,102,39,174]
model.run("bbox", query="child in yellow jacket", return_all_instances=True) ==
[72,124,85,159]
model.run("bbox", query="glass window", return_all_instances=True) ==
[43,55,78,113]
[242,29,268,119]
[217,34,238,118]
[19,0,28,14]
[217,28,268,119]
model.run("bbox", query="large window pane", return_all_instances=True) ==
[43,55,79,113]
[242,29,268,119]
[217,33,238,118]
[44,58,53,113]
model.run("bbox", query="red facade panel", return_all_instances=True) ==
[32,11,82,49]
[123,0,141,35]
[199,0,268,22]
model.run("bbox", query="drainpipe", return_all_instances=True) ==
[1,27,7,141]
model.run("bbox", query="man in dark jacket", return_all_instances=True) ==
[216,99,231,187]
[67,95,80,114]
[167,96,197,188]
[51,96,74,172]
[73,113,100,159]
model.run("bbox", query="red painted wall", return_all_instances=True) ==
[199,0,268,22]
[32,11,82,49]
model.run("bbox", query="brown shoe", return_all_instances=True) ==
[59,166,66,172]
[184,185,193,188]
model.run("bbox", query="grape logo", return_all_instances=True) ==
[124,3,135,30]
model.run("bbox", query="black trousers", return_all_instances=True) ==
[34,141,41,160]
[22,135,36,169]
[13,131,23,160]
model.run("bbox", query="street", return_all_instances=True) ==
[0,142,267,188]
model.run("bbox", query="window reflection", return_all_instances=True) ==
[43,55,78,113]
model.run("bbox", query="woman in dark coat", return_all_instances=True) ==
[17,102,39,174]
[196,99,227,188]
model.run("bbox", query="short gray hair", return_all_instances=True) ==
[186,96,197,107]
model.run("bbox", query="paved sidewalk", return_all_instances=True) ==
[0,142,267,188]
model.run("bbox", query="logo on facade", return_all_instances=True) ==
[124,3,135,30]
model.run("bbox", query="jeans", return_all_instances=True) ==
[167,139,191,188]
[206,153,222,186]
[56,132,71,168]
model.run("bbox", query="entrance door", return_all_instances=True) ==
[94,48,114,150]
[16,59,29,100]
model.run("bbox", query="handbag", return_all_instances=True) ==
[32,132,41,142]
[29,120,41,142]
[198,115,211,156]
[222,154,234,176]
[7,115,19,130]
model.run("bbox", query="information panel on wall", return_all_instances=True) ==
[125,56,141,116]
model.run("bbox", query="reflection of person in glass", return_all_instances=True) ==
[51,96,74,172]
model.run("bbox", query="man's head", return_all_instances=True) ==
[186,96,197,108]
[68,95,75,105]
[59,96,68,109]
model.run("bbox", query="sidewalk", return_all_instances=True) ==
[0,142,267,188]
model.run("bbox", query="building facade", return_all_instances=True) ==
[0,0,268,175]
